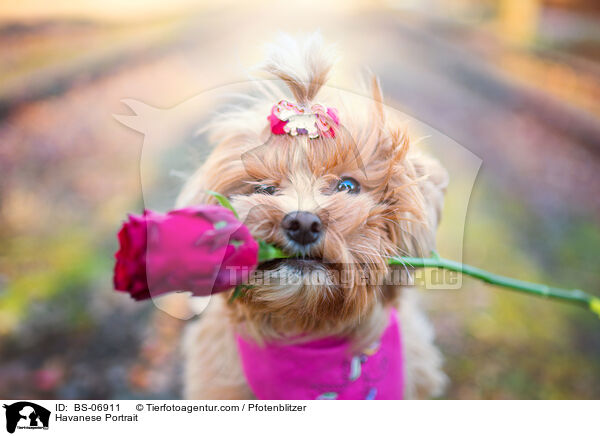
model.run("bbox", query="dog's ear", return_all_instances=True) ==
[381,143,449,257]
[361,75,441,256]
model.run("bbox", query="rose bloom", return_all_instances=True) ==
[113,206,258,300]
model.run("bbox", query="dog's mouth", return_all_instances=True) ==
[258,255,324,271]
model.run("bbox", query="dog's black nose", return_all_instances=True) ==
[282,211,322,246]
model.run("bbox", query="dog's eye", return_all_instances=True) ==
[336,177,360,194]
[254,184,278,195]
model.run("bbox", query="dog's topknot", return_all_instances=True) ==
[262,33,336,104]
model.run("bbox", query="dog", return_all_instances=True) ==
[177,34,448,399]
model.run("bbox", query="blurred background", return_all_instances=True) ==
[1,0,599,399]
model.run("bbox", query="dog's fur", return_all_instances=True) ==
[178,35,449,399]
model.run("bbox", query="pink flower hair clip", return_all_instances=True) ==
[268,100,340,139]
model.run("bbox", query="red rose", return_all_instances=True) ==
[113,206,258,301]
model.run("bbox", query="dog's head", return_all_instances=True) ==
[178,34,441,339]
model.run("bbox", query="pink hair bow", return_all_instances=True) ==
[268,100,340,139]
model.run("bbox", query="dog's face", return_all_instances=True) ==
[191,102,427,338]
[177,36,435,338]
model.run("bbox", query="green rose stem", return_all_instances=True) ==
[208,191,599,316]
[389,253,600,318]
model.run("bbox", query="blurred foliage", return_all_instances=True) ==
[0,231,104,333]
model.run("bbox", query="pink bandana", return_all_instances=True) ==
[235,309,403,400]
[268,100,340,139]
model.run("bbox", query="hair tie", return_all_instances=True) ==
[268,100,339,139]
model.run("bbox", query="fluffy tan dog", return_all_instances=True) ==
[178,34,448,399]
